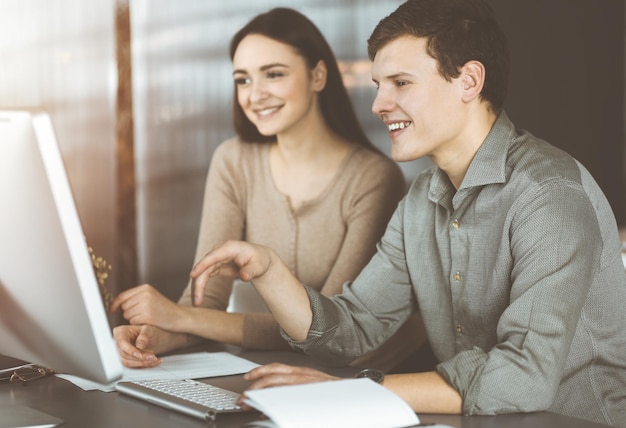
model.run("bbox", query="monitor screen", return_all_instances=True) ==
[0,109,123,384]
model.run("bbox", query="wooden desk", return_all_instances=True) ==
[0,344,611,428]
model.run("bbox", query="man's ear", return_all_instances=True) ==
[312,60,327,92]
[460,60,485,103]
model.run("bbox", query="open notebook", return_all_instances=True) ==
[244,378,420,428]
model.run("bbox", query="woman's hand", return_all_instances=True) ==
[112,324,187,368]
[110,284,185,331]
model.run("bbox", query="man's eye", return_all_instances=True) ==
[396,80,408,87]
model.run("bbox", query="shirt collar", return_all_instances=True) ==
[429,111,516,200]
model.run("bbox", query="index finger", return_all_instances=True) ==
[110,286,141,312]
[114,332,144,360]
[189,244,232,278]
[190,267,213,307]
[190,241,243,305]
[189,255,220,307]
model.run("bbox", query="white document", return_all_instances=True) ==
[244,378,420,428]
[57,352,259,392]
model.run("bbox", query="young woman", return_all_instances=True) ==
[111,7,424,371]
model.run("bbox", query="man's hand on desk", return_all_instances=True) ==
[112,324,186,368]
[238,363,340,409]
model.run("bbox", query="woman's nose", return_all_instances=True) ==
[249,80,268,103]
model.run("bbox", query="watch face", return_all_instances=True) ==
[355,368,384,384]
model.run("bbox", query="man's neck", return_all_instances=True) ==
[436,109,498,190]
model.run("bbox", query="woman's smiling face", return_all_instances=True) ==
[232,34,322,138]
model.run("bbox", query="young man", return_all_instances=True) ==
[190,0,626,425]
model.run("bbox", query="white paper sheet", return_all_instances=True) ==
[56,352,259,392]
[244,378,420,428]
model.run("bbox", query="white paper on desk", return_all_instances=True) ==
[243,378,420,428]
[56,352,259,392]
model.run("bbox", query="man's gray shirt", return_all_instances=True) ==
[284,112,626,426]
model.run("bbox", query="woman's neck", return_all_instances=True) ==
[270,127,353,211]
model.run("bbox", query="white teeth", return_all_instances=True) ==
[388,122,409,131]
[257,107,278,116]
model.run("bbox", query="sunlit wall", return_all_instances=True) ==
[0,0,118,288]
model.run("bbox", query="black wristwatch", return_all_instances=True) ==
[354,368,385,384]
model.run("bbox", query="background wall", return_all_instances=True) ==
[130,0,416,301]
[0,0,119,288]
[0,0,624,311]
[489,0,625,223]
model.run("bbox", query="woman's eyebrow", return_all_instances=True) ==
[233,63,288,76]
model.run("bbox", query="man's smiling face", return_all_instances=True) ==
[371,35,467,164]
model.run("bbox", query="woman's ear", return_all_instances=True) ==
[460,60,485,103]
[312,60,327,92]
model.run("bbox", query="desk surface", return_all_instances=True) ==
[0,343,610,428]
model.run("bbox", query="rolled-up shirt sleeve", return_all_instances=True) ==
[282,199,417,366]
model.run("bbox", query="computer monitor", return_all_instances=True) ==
[0,109,123,384]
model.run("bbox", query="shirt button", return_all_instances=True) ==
[456,325,463,335]
[453,272,461,281]
[451,219,460,229]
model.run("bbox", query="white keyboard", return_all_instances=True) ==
[116,378,242,421]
